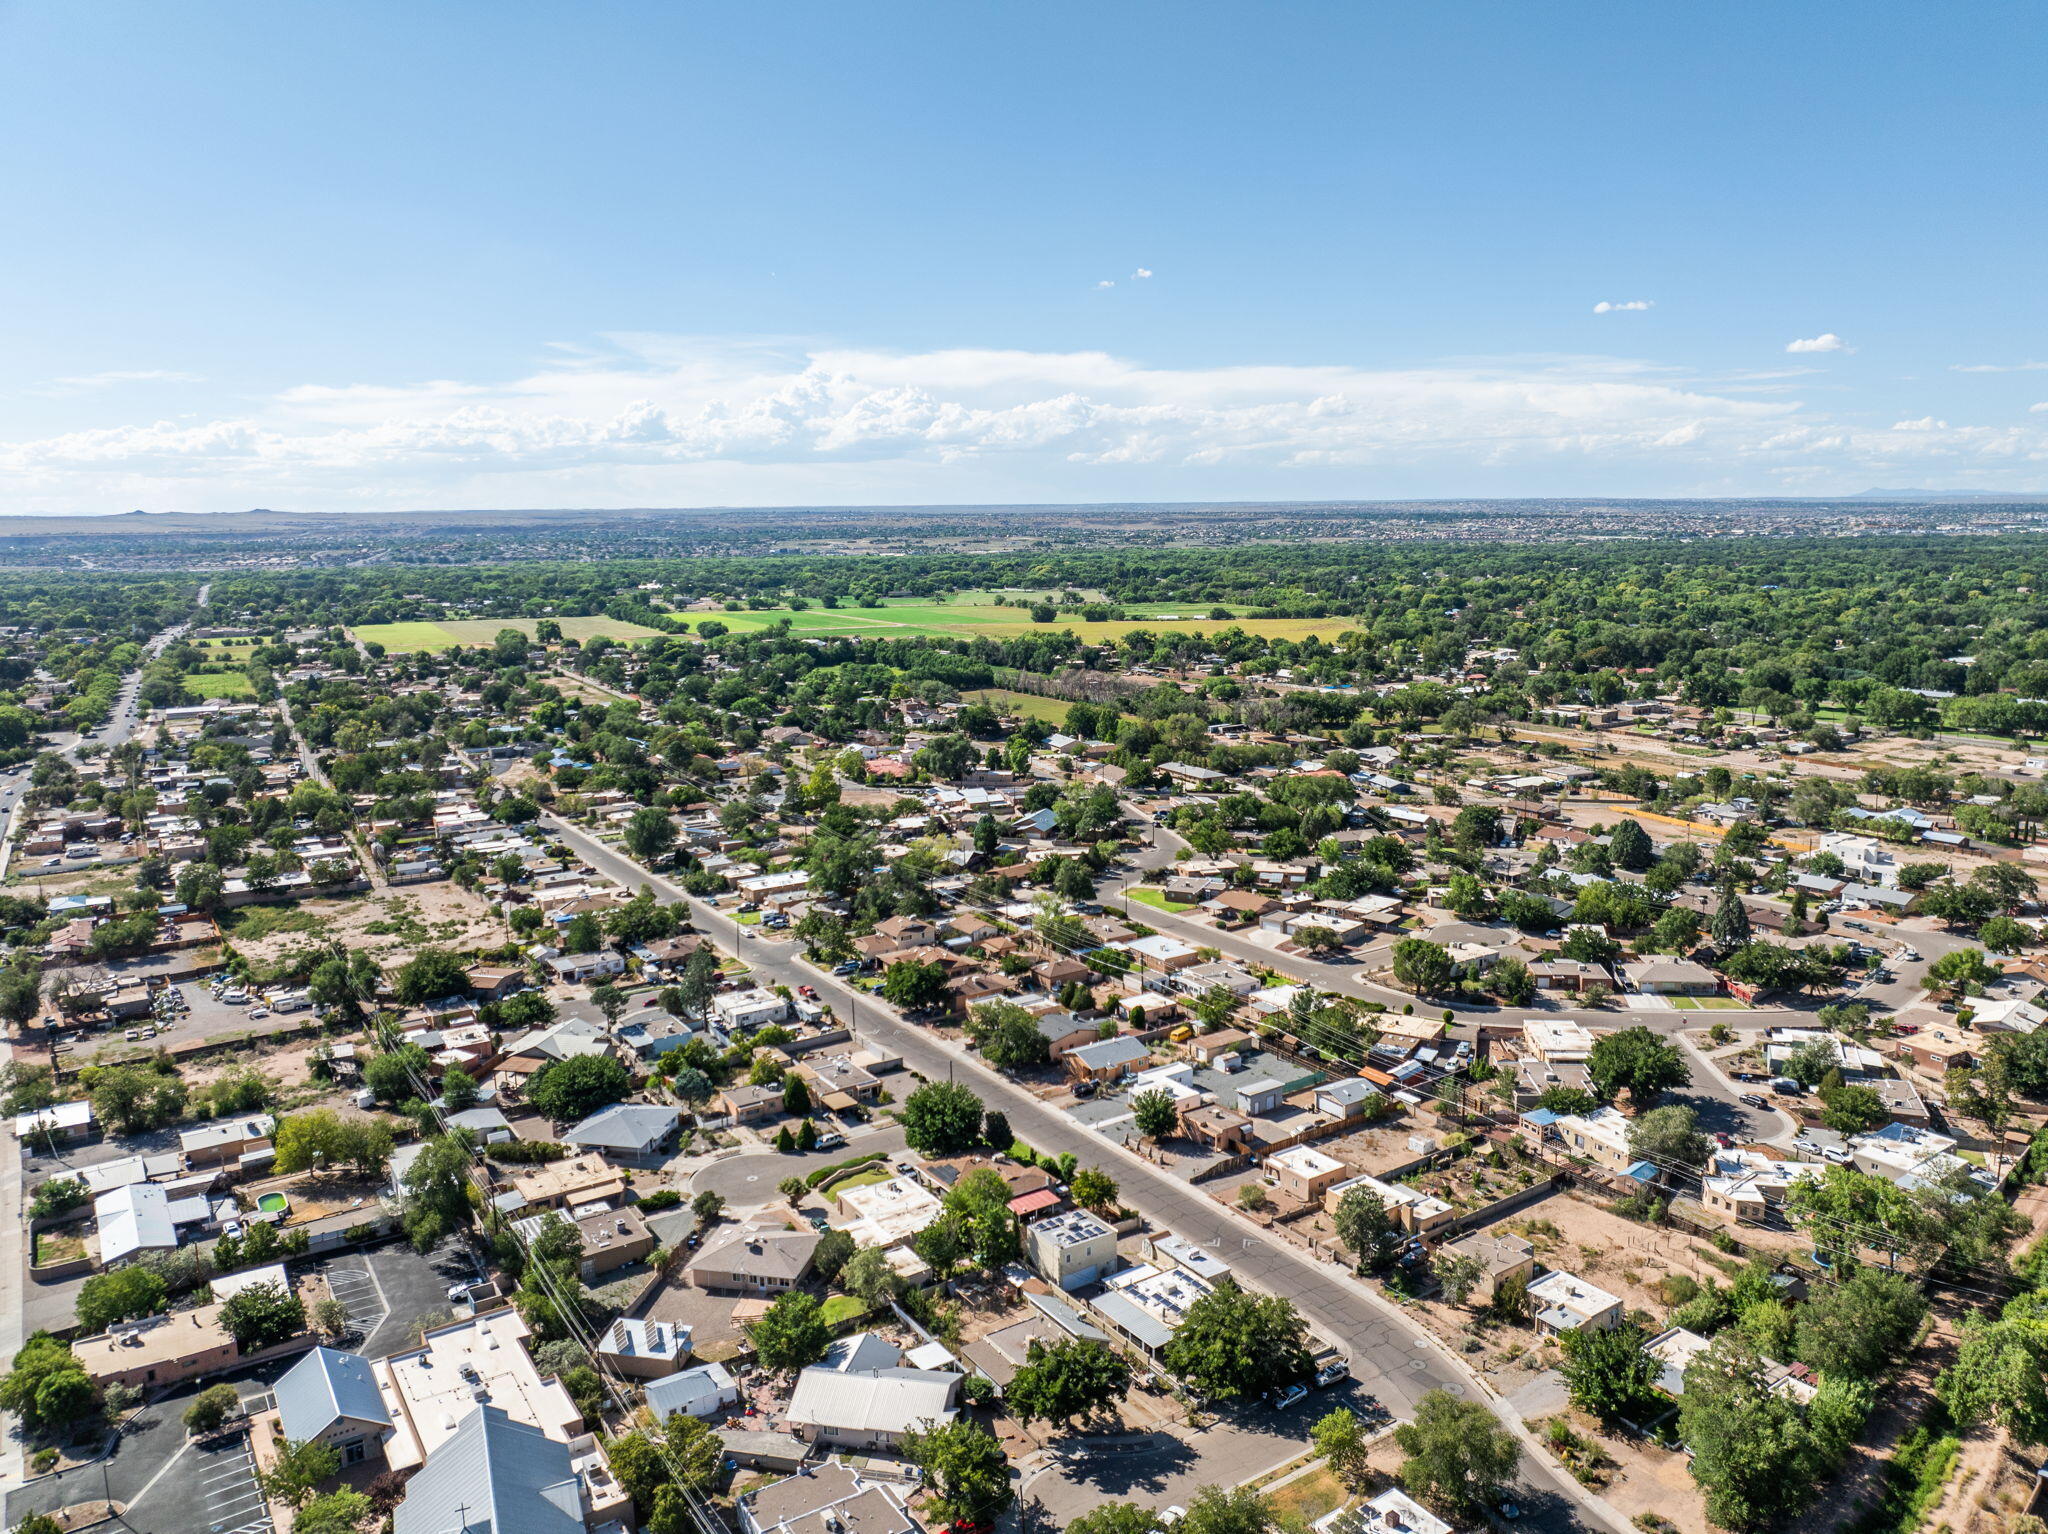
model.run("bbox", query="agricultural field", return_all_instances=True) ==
[349,615,666,652]
[181,670,255,698]
[961,687,1079,726]
[699,596,1355,644]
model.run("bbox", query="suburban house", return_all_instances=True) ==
[686,1226,821,1295]
[1063,1035,1152,1082]
[560,1103,682,1161]
[1025,1209,1120,1291]
[1621,957,1720,995]
[783,1334,961,1451]
[1437,1231,1535,1305]
[1530,1270,1624,1335]
[645,1361,739,1421]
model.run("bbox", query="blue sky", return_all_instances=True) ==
[3,0,2045,513]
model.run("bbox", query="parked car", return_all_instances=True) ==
[1738,1093,1768,1108]
[1271,1384,1307,1411]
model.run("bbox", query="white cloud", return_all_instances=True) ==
[8,335,2048,511]
[2031,402,2048,413]
[1131,268,1154,280]
[1592,300,1654,314]
[1095,279,1115,289]
[1953,361,2048,372]
[33,369,204,396]
[1786,333,1848,354]
[1892,417,1948,431]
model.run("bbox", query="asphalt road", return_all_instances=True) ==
[692,1123,909,1206]
[543,812,1627,1534]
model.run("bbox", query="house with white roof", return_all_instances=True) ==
[1529,1270,1623,1335]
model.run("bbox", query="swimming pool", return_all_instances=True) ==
[255,1192,290,1215]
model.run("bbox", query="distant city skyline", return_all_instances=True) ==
[2,1,2043,514]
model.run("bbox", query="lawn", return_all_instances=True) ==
[1126,887,1196,914]
[351,616,665,653]
[1669,996,1746,1011]
[963,688,1077,726]
[826,1166,895,1194]
[819,1295,871,1327]
[182,669,255,698]
[1261,1465,1349,1526]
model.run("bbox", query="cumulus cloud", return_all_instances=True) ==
[1786,333,1848,354]
[1131,268,1153,280]
[1095,279,1115,289]
[1592,300,1654,314]
[1892,417,1948,431]
[6,335,2048,510]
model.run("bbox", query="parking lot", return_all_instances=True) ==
[308,1239,485,1357]
[4,1379,275,1534]
[193,1432,272,1534]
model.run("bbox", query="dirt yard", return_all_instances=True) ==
[223,885,503,968]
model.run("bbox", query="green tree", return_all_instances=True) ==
[258,1437,342,1510]
[1390,937,1455,996]
[220,1281,307,1350]
[750,1291,831,1372]
[879,959,948,1010]
[1004,1337,1132,1425]
[362,1045,430,1107]
[967,1001,1052,1071]
[292,1491,373,1534]
[1311,1406,1373,1488]
[1179,1486,1275,1534]
[440,1067,480,1113]
[1131,1087,1180,1140]
[1628,1103,1712,1169]
[1066,1507,1167,1534]
[527,1053,633,1122]
[0,1335,98,1435]
[1709,886,1753,948]
[1587,1026,1689,1106]
[901,1080,985,1156]
[1819,1081,1889,1134]
[76,1266,168,1332]
[1939,1319,2048,1443]
[392,948,469,1006]
[904,1417,1013,1525]
[1679,1334,1834,1530]
[781,1073,812,1117]
[401,1131,476,1251]
[1430,1249,1487,1306]
[1793,1267,1926,1382]
[1559,1319,1661,1422]
[183,1383,244,1435]
[1159,1277,1312,1400]
[1392,1390,1521,1513]
[1333,1186,1399,1271]
[623,807,678,863]
[1070,1166,1118,1213]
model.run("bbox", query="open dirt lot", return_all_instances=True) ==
[222,885,502,968]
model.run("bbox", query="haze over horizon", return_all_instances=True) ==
[3,1,2045,516]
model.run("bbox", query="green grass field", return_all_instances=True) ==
[695,596,1353,644]
[963,687,1077,726]
[350,615,666,653]
[182,670,255,698]
[1126,887,1196,914]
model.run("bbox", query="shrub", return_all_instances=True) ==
[636,1189,682,1212]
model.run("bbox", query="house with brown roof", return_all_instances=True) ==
[686,1225,821,1295]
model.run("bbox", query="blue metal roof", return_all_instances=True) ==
[275,1347,390,1442]
[393,1405,583,1534]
